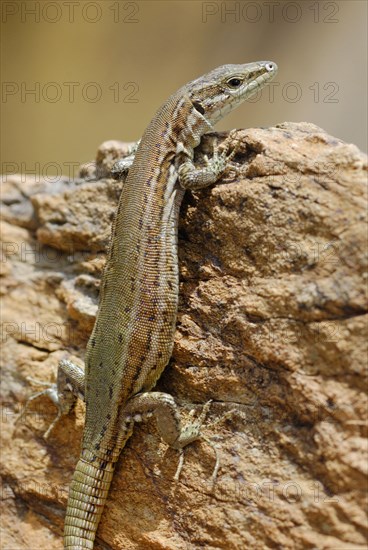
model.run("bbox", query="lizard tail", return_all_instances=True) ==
[63,457,115,549]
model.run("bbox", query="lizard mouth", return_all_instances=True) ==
[247,61,278,93]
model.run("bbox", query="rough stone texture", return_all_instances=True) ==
[1,122,367,550]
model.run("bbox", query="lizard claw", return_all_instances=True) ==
[173,400,220,483]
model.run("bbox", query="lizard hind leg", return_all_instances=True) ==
[121,392,220,482]
[172,400,220,483]
[17,358,85,439]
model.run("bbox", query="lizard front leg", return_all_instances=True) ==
[110,139,141,178]
[178,136,238,190]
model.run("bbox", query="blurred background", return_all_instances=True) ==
[1,0,367,177]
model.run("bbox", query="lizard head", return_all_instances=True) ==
[187,61,278,126]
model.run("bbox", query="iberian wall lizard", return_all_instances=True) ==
[22,61,277,549]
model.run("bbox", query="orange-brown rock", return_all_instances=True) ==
[1,122,367,549]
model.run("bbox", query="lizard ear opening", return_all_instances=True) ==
[192,101,205,115]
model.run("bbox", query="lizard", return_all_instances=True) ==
[21,61,278,549]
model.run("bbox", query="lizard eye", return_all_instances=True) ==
[227,77,243,89]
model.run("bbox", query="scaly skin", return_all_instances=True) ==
[22,61,278,549]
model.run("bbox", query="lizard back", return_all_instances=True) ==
[83,91,210,455]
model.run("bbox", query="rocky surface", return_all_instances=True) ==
[1,122,367,549]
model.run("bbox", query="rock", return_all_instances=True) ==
[1,122,367,549]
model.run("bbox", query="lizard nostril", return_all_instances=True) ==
[265,62,276,72]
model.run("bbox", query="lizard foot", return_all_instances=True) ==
[174,400,221,483]
[16,377,62,439]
